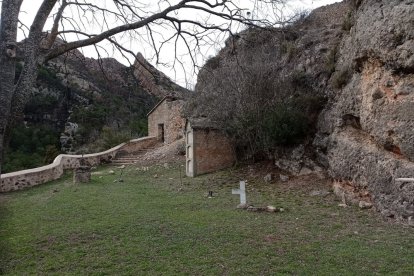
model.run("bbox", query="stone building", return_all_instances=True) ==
[148,96,185,144]
[185,118,236,177]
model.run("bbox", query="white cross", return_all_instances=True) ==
[232,181,247,205]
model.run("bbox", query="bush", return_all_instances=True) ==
[332,68,353,89]
[100,126,131,150]
[325,44,338,75]
[280,41,297,61]
[129,118,148,137]
[3,124,61,173]
[350,0,362,9]
[186,27,328,161]
[204,55,221,70]
[243,28,276,48]
[342,11,354,32]
[262,105,308,146]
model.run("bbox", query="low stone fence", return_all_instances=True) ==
[0,136,157,193]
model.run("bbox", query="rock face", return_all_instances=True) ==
[192,0,414,223]
[317,0,414,222]
[16,42,189,154]
[133,53,190,98]
[16,49,158,154]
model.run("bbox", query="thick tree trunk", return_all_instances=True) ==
[0,0,23,176]
[0,0,57,177]
[11,0,59,124]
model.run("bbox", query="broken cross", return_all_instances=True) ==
[232,181,247,205]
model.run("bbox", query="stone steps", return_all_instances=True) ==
[111,146,159,165]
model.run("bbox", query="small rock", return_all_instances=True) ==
[280,174,289,182]
[108,170,115,175]
[153,174,158,178]
[163,163,169,169]
[266,205,277,212]
[237,203,250,209]
[118,165,126,169]
[338,203,348,208]
[247,206,267,212]
[408,217,414,227]
[359,201,373,209]
[298,167,313,176]
[264,173,273,183]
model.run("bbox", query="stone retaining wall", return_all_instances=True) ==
[0,136,157,193]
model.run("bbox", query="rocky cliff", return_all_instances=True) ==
[189,0,414,224]
[317,0,414,222]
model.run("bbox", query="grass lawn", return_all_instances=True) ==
[0,162,413,275]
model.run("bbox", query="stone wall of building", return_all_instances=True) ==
[193,129,235,176]
[148,98,185,144]
[0,136,157,192]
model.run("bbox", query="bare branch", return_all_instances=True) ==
[44,0,68,49]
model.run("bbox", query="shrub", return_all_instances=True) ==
[342,11,354,32]
[290,70,312,89]
[129,118,148,137]
[325,44,338,75]
[393,31,406,47]
[186,30,327,161]
[350,0,362,9]
[44,145,60,164]
[280,41,297,61]
[3,124,61,173]
[332,67,353,89]
[243,28,276,48]
[262,105,308,146]
[100,126,131,149]
[204,55,221,70]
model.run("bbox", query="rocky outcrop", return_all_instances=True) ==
[191,0,414,223]
[133,52,190,98]
[317,0,414,222]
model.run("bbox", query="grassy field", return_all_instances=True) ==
[0,163,413,275]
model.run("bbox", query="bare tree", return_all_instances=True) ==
[0,0,293,175]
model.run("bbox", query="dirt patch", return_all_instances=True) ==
[133,139,185,166]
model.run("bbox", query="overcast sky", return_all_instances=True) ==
[8,0,341,88]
